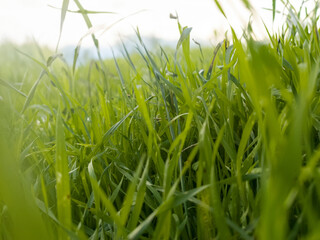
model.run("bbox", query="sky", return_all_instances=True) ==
[0,0,313,50]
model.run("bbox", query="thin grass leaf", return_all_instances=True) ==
[117,156,146,238]
[128,185,208,240]
[213,0,227,18]
[127,158,150,230]
[72,9,144,73]
[55,111,72,235]
[112,48,130,100]
[226,218,254,240]
[56,0,69,52]
[241,0,251,10]
[209,124,232,239]
[206,40,223,80]
[110,177,124,203]
[165,185,210,211]
[21,71,46,113]
[236,113,256,204]
[273,0,276,21]
[48,5,116,14]
[0,78,27,98]
[88,161,126,235]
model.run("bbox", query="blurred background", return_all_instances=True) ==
[0,0,314,56]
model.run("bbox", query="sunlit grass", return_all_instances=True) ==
[1,0,320,239]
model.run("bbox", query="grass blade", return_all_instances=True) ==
[55,110,72,236]
[48,5,116,15]
[21,71,46,113]
[176,27,192,51]
[56,0,70,52]
[273,0,276,21]
[127,158,150,230]
[0,78,27,98]
[213,0,227,18]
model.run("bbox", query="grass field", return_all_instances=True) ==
[1,0,320,239]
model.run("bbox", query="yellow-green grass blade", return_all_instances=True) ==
[55,111,72,236]
[213,0,227,18]
[118,155,146,235]
[236,113,256,205]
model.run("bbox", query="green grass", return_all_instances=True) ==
[1,0,320,239]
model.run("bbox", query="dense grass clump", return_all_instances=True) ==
[1,1,320,239]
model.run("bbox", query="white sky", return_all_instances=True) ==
[0,0,312,49]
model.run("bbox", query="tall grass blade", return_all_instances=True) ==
[213,0,227,18]
[56,0,69,52]
[273,0,276,20]
[55,111,72,237]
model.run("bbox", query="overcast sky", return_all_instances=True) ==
[0,0,312,49]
